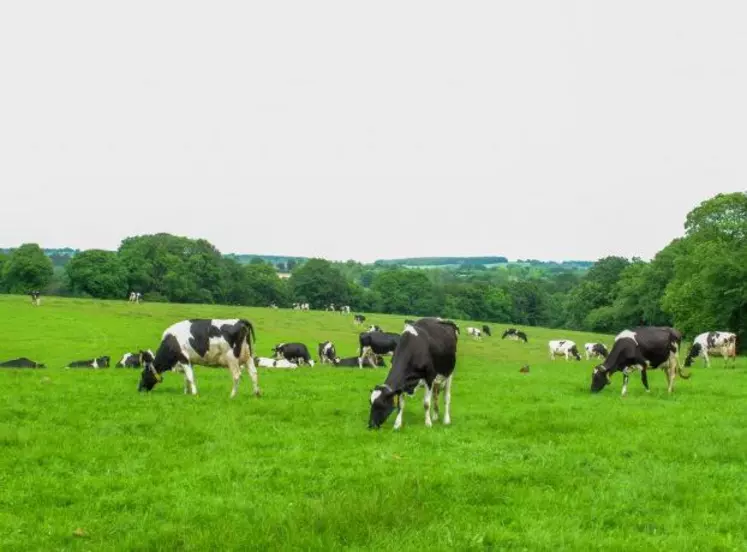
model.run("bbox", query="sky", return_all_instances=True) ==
[1,2,745,264]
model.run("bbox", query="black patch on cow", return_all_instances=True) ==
[187,319,254,360]
[0,357,45,368]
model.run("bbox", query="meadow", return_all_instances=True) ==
[1,295,745,551]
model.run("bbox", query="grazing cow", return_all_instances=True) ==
[684,331,738,368]
[502,328,528,342]
[128,291,142,303]
[335,355,387,367]
[326,303,336,312]
[482,325,491,337]
[0,357,46,368]
[590,326,690,395]
[584,342,609,360]
[368,318,458,430]
[317,341,338,364]
[137,318,260,398]
[354,314,366,325]
[548,340,581,361]
[292,303,310,311]
[67,356,111,368]
[466,327,482,340]
[254,356,298,369]
[358,331,401,368]
[269,303,279,309]
[273,342,315,366]
[30,290,41,306]
[339,305,351,314]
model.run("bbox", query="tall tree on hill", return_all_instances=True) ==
[289,258,350,308]
[66,250,128,299]
[2,243,54,293]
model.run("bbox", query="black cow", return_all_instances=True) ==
[482,324,491,337]
[358,331,401,368]
[590,327,691,395]
[335,355,387,367]
[354,314,366,325]
[368,317,459,430]
[137,318,259,398]
[317,341,337,364]
[0,357,45,368]
[273,342,315,366]
[67,356,111,368]
[502,328,528,342]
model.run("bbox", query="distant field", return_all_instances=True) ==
[1,295,745,551]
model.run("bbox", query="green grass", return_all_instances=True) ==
[1,295,745,551]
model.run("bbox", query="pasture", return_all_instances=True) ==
[1,295,746,551]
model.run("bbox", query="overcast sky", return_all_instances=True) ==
[1,2,744,263]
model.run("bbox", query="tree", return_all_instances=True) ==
[289,258,350,308]
[685,192,747,241]
[2,243,53,293]
[66,250,128,299]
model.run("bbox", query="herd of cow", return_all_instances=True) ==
[1,294,740,430]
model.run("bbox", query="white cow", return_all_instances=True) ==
[466,327,482,340]
[254,356,298,369]
[548,339,582,361]
[684,331,737,368]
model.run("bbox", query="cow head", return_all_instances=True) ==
[590,365,611,392]
[137,350,161,392]
[569,345,581,361]
[368,384,398,429]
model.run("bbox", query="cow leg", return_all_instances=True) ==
[431,384,440,422]
[423,383,434,428]
[704,350,711,368]
[229,359,242,398]
[640,367,650,392]
[443,375,453,425]
[181,363,198,395]
[621,369,630,396]
[393,395,405,430]
[666,354,676,393]
[245,357,261,396]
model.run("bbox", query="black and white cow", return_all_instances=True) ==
[116,351,154,368]
[292,303,310,311]
[335,355,387,367]
[67,356,111,368]
[128,291,142,303]
[326,303,336,312]
[368,318,458,430]
[584,342,609,360]
[273,342,315,366]
[358,331,401,368]
[30,290,41,306]
[502,328,528,342]
[482,325,491,337]
[0,357,46,368]
[466,327,482,340]
[548,340,581,361]
[339,305,351,314]
[368,325,383,333]
[317,341,338,364]
[354,314,366,325]
[590,327,690,395]
[137,318,259,398]
[684,331,737,368]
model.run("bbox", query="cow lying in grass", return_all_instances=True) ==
[67,356,110,368]
[0,357,46,369]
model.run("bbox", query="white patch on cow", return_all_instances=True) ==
[370,389,382,404]
[322,342,333,354]
[615,329,638,344]
[118,353,132,366]
[403,325,418,336]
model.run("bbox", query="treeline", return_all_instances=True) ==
[0,193,744,344]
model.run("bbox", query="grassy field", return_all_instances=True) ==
[1,295,746,551]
